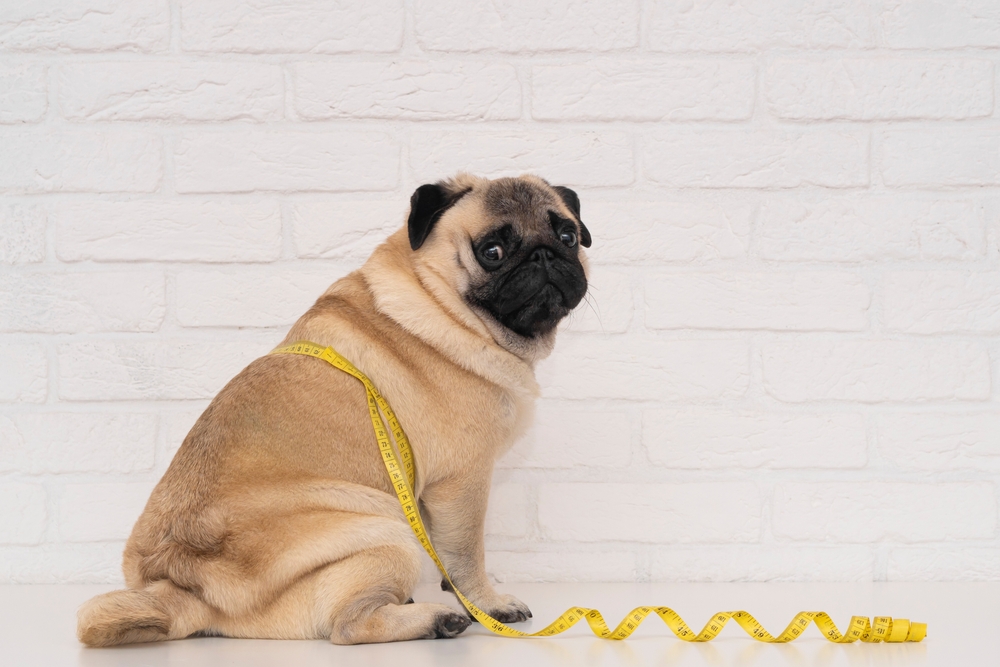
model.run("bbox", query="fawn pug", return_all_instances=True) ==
[78,173,591,646]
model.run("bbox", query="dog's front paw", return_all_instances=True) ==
[484,594,532,624]
[439,579,532,624]
[432,609,472,638]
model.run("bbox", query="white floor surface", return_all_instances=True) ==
[1,582,992,666]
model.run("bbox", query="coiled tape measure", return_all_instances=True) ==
[270,342,927,644]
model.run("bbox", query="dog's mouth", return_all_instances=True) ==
[499,283,573,337]
[476,263,587,338]
[495,276,565,315]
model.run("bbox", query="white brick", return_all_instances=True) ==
[175,269,343,327]
[179,0,403,53]
[585,202,751,263]
[498,403,631,469]
[57,339,270,401]
[538,483,761,543]
[0,271,164,333]
[644,409,867,469]
[0,413,156,473]
[54,200,281,263]
[758,197,985,262]
[888,548,1000,581]
[293,61,520,120]
[884,271,1000,333]
[292,200,403,260]
[0,418,20,464]
[645,130,868,188]
[411,131,633,187]
[762,340,991,403]
[0,342,47,403]
[414,0,638,52]
[0,63,46,122]
[0,203,45,264]
[0,130,161,193]
[645,272,870,331]
[880,0,1000,49]
[59,482,154,542]
[650,546,874,582]
[773,482,996,542]
[59,62,283,122]
[174,131,399,193]
[0,542,125,583]
[561,267,632,334]
[879,129,1000,187]
[648,0,871,51]
[0,484,46,545]
[878,413,1000,470]
[532,61,755,121]
[0,0,168,52]
[486,551,637,583]
[768,59,993,120]
[539,336,748,401]
[484,482,529,537]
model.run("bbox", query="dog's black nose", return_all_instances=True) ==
[530,246,555,263]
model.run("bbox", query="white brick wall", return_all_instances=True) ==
[0,271,165,333]
[766,59,994,120]
[0,63,46,123]
[179,0,404,54]
[0,1,169,53]
[59,62,284,122]
[647,1,872,51]
[0,131,162,193]
[2,0,999,585]
[293,61,521,120]
[531,61,755,121]
[173,131,399,193]
[54,201,283,263]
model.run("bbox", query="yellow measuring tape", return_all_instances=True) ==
[270,341,927,644]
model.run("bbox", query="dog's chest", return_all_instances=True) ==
[405,378,527,475]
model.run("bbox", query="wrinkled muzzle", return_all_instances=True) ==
[488,247,587,338]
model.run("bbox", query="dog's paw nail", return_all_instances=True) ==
[488,606,532,624]
[486,594,532,624]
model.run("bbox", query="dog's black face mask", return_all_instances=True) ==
[468,199,589,339]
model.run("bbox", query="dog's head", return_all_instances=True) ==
[407,173,590,348]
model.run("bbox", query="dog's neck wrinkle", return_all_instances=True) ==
[413,261,488,340]
[360,239,538,397]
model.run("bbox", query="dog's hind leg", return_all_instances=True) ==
[214,541,470,644]
[323,545,471,644]
[77,579,213,647]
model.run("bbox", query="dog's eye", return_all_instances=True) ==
[559,230,578,247]
[482,243,504,262]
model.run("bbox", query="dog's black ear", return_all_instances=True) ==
[408,183,470,250]
[553,186,591,248]
[408,184,446,250]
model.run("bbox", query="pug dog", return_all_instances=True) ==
[77,173,591,646]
